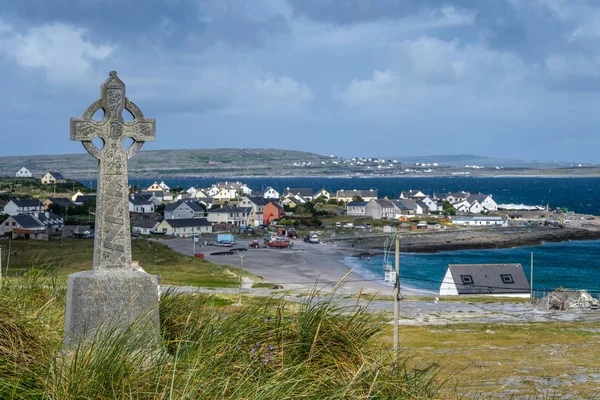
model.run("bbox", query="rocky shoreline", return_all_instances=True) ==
[328,227,600,253]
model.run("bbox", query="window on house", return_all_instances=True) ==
[460,275,474,285]
[4,222,7,226]
[501,274,514,284]
[12,222,16,226]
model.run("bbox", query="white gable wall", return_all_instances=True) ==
[439,269,459,296]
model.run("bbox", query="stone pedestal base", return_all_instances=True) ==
[63,270,160,346]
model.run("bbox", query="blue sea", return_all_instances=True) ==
[343,240,600,294]
[114,175,600,292]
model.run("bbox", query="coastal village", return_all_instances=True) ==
[1,167,525,240]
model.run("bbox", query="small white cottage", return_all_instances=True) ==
[439,264,530,298]
[15,167,32,178]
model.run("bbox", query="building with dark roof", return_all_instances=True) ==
[44,197,74,210]
[129,195,155,213]
[365,199,395,219]
[439,264,530,297]
[207,206,251,226]
[155,218,212,236]
[132,219,159,235]
[73,195,97,205]
[346,201,367,216]
[41,171,66,184]
[3,199,45,216]
[0,214,47,238]
[164,200,204,219]
[284,187,314,201]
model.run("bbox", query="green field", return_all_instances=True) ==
[1,238,249,287]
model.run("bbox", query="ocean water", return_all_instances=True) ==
[343,240,600,294]
[121,176,600,215]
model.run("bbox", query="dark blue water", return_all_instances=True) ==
[116,176,600,215]
[344,240,600,294]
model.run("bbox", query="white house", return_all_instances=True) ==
[439,264,530,297]
[452,216,508,227]
[421,196,439,212]
[263,187,280,199]
[129,195,156,213]
[314,188,331,201]
[15,167,32,178]
[438,191,469,204]
[159,181,170,192]
[399,190,426,200]
[3,199,45,216]
[467,194,498,212]
[0,215,46,238]
[392,199,423,215]
[346,201,367,216]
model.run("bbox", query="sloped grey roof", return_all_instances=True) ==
[48,198,74,208]
[247,196,269,206]
[130,195,153,206]
[347,201,367,207]
[48,171,65,179]
[165,201,203,212]
[12,199,43,208]
[447,264,529,295]
[392,199,417,210]
[11,215,45,229]
[467,194,491,203]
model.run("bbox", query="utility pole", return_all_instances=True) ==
[530,252,534,304]
[235,254,245,306]
[393,227,400,369]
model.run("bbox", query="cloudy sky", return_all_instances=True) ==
[1,0,600,162]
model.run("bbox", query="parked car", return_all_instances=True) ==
[335,222,342,228]
[344,222,354,228]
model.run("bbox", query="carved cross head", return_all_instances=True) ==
[70,71,156,160]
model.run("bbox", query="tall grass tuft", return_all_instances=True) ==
[0,275,440,399]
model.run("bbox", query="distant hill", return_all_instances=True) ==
[0,148,333,179]
[0,149,593,180]
[390,154,574,168]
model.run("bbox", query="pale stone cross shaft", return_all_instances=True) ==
[70,71,155,270]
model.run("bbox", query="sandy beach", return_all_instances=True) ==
[159,237,396,295]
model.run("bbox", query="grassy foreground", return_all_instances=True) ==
[2,238,247,287]
[0,274,439,399]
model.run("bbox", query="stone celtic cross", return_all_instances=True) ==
[70,71,155,270]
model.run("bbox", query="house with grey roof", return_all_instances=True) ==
[207,206,251,226]
[0,214,46,238]
[466,193,498,212]
[391,199,423,215]
[346,201,367,216]
[238,196,269,226]
[129,195,155,214]
[365,199,396,219]
[132,219,159,235]
[3,199,45,216]
[41,171,66,184]
[284,187,314,201]
[164,200,204,219]
[44,197,74,211]
[155,218,212,237]
[439,264,530,297]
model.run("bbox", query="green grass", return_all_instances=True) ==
[2,238,249,288]
[0,275,440,399]
[386,322,600,398]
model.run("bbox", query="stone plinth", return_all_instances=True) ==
[63,270,159,346]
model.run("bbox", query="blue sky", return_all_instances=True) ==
[1,0,600,162]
